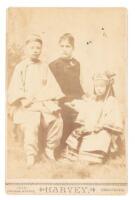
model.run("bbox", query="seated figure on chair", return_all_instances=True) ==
[8,34,64,168]
[63,71,124,164]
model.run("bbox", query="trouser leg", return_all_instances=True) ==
[21,123,39,158]
[45,115,63,149]
[42,113,63,159]
[60,105,78,149]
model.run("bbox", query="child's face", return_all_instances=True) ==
[25,41,42,61]
[94,80,107,96]
[59,39,74,59]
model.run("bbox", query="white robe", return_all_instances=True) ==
[66,96,124,154]
[8,59,64,125]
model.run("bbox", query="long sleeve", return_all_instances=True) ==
[49,58,84,98]
[8,64,25,104]
[101,97,124,134]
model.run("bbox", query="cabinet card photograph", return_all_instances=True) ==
[6,8,127,195]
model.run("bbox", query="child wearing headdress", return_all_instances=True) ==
[63,71,124,163]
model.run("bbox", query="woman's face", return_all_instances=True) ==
[59,39,74,59]
[94,80,107,96]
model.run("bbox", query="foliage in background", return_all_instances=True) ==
[7,43,24,84]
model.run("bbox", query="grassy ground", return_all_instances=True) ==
[7,121,127,180]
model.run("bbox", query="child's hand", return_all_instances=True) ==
[94,125,103,133]
[21,98,32,107]
[53,109,61,116]
[76,126,91,136]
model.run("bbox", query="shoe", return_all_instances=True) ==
[26,155,35,169]
[45,148,55,160]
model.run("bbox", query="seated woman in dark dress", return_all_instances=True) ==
[49,33,85,156]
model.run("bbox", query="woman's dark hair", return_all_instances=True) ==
[59,33,74,48]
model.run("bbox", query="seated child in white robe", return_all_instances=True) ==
[63,71,124,164]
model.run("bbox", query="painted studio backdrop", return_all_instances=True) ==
[7,8,127,104]
[6,8,127,195]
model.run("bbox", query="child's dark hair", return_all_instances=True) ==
[59,33,74,48]
[25,34,43,45]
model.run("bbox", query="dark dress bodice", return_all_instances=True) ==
[49,57,84,101]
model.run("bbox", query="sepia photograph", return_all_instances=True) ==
[6,7,127,194]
